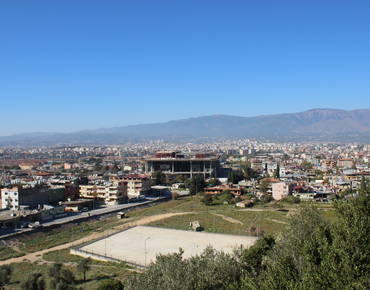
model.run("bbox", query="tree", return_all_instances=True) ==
[240,164,258,180]
[77,257,91,281]
[282,153,290,162]
[259,180,271,193]
[152,170,164,185]
[112,161,119,173]
[201,194,213,205]
[48,262,75,289]
[242,234,275,274]
[227,170,235,184]
[0,265,12,289]
[273,163,280,179]
[20,271,45,290]
[97,279,124,290]
[234,196,242,203]
[234,168,244,183]
[124,246,243,290]
[48,262,63,279]
[209,178,220,187]
[210,170,216,178]
[360,172,367,192]
[241,192,370,290]
[189,175,205,195]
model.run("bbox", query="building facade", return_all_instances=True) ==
[145,151,221,178]
[79,182,127,205]
[272,182,294,200]
[1,186,49,210]
[109,174,151,198]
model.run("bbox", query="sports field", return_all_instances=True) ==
[78,226,258,266]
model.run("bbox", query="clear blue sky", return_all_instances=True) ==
[1,0,369,136]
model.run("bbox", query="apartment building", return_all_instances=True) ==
[337,158,354,168]
[109,174,151,198]
[79,182,127,205]
[1,186,49,210]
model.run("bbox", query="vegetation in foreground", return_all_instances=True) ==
[125,191,370,289]
[5,253,129,289]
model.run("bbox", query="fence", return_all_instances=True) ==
[71,225,147,269]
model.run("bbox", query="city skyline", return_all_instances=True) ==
[1,0,370,136]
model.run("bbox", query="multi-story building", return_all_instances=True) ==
[79,182,127,205]
[145,151,221,178]
[322,159,336,169]
[109,174,150,198]
[337,158,354,168]
[1,186,49,210]
[272,182,294,200]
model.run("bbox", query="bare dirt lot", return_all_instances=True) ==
[78,225,258,266]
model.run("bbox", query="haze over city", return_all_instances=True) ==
[1,0,370,136]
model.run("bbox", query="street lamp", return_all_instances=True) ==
[144,237,150,267]
[105,233,107,257]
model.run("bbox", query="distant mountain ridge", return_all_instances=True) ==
[2,108,370,145]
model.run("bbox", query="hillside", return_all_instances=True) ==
[2,108,370,145]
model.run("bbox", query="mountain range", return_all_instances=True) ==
[2,108,370,146]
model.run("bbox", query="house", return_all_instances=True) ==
[204,183,243,196]
[272,182,294,200]
[292,185,315,200]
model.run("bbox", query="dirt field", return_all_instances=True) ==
[78,225,258,266]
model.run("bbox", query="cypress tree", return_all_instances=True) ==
[360,172,367,192]
[274,163,280,179]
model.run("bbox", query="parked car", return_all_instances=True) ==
[29,221,42,228]
[81,207,89,212]
[20,222,29,228]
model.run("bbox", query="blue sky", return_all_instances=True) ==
[1,0,369,136]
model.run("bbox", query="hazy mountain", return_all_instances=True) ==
[2,108,370,146]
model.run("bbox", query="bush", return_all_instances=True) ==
[281,195,300,204]
[201,194,213,205]
[172,192,180,200]
[97,279,124,290]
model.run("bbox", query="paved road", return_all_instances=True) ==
[0,195,171,237]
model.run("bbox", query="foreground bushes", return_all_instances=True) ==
[125,190,370,290]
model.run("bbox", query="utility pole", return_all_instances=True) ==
[145,237,150,267]
[214,212,216,233]
[105,218,108,257]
